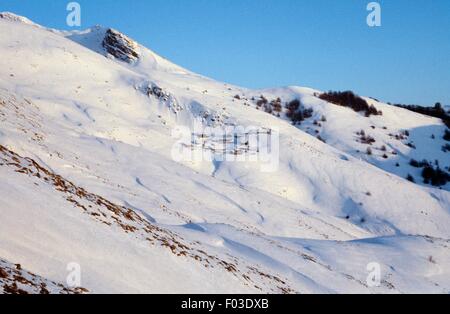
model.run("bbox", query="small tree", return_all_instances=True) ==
[256,95,268,107]
[271,98,282,112]
[444,129,450,141]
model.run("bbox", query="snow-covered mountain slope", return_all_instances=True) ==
[246,86,450,190]
[0,13,449,294]
[0,258,88,294]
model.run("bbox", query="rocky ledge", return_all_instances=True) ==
[102,28,140,63]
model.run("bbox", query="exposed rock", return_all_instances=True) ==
[146,83,170,101]
[0,258,88,294]
[102,28,140,63]
[0,145,295,294]
[142,82,184,114]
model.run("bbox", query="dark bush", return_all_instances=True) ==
[394,102,450,128]
[422,166,450,186]
[256,96,268,107]
[442,143,450,153]
[408,158,450,186]
[290,111,304,123]
[410,159,420,168]
[410,159,430,168]
[319,90,382,117]
[263,103,273,114]
[406,142,416,149]
[270,98,283,112]
[360,134,376,145]
[285,99,313,124]
[406,174,415,183]
[444,129,450,141]
[286,99,300,115]
[394,133,406,141]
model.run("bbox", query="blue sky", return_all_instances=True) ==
[1,0,449,106]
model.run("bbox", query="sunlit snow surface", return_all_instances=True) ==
[0,13,449,294]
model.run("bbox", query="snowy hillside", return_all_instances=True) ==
[245,87,450,190]
[0,12,449,294]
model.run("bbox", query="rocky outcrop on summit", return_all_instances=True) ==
[102,28,140,63]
